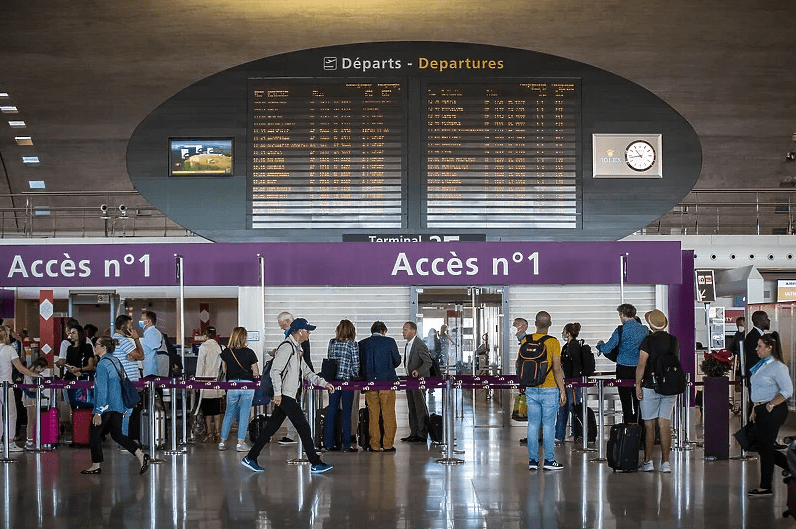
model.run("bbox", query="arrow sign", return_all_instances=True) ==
[695,269,716,303]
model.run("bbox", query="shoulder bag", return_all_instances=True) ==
[102,356,140,409]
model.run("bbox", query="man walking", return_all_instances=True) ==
[400,322,432,442]
[359,321,401,451]
[519,311,566,470]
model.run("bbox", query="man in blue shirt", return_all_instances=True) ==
[112,315,144,441]
[596,304,649,424]
[359,321,401,451]
[139,311,162,378]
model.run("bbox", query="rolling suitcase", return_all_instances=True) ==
[248,414,269,445]
[606,422,643,472]
[71,408,92,446]
[34,408,59,447]
[358,406,384,449]
[315,406,343,449]
[140,408,166,449]
[571,403,597,443]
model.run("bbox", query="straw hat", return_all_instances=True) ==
[645,309,668,331]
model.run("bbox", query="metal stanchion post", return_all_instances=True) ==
[573,379,596,453]
[164,378,186,454]
[288,388,311,464]
[438,381,447,449]
[437,378,464,465]
[182,376,194,446]
[1,381,16,463]
[148,380,165,463]
[671,392,685,451]
[590,378,607,462]
[34,385,43,451]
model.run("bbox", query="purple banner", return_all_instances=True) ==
[0,241,681,287]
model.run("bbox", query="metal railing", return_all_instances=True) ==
[0,191,197,238]
[642,188,796,236]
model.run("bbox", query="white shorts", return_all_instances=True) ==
[639,387,677,421]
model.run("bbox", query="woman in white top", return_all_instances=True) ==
[195,326,224,442]
[0,326,42,453]
[748,332,793,496]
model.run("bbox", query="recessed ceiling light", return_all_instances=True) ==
[8,121,26,128]
[0,93,9,99]
[15,136,33,146]
[33,207,50,216]
[28,180,45,189]
[22,156,40,164]
[0,106,18,113]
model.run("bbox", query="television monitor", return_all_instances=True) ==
[777,279,796,302]
[169,139,233,176]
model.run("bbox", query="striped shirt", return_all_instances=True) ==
[112,332,141,381]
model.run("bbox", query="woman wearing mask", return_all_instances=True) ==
[324,319,360,452]
[748,332,793,496]
[218,327,259,452]
[195,326,224,442]
[81,336,149,475]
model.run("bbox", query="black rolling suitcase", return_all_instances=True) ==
[248,414,270,445]
[607,422,643,472]
[315,406,343,449]
[358,406,384,449]
[571,403,597,443]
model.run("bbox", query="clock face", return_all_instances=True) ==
[625,140,656,171]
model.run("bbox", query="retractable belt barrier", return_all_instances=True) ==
[8,374,696,463]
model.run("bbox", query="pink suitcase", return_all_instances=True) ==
[71,408,92,446]
[33,408,59,447]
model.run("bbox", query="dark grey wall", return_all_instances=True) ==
[127,42,701,242]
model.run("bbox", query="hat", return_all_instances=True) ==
[285,317,316,337]
[645,309,668,331]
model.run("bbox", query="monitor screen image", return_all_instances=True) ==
[170,139,233,176]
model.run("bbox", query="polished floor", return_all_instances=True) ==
[2,392,794,528]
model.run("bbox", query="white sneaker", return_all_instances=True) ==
[5,443,23,453]
[660,461,671,473]
[638,460,654,472]
[236,442,250,452]
[218,442,227,451]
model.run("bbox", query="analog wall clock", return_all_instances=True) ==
[625,140,656,171]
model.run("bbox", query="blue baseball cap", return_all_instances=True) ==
[285,318,316,336]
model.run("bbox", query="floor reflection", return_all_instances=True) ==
[2,394,795,528]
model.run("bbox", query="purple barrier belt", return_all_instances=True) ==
[10,375,694,392]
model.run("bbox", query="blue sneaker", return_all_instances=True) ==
[241,456,264,472]
[310,462,333,474]
[529,460,539,471]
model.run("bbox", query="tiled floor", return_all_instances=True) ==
[2,392,794,528]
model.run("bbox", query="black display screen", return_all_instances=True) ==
[251,82,404,229]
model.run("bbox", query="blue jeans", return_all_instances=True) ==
[526,387,560,463]
[555,387,579,441]
[221,384,255,442]
[325,389,354,449]
[121,407,133,437]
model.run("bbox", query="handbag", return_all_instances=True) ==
[103,357,141,409]
[733,421,758,452]
[320,358,338,382]
[604,325,622,362]
[511,394,528,421]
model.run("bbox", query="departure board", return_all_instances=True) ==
[251,82,404,229]
[425,83,578,229]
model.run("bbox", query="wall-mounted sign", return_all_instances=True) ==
[592,134,662,178]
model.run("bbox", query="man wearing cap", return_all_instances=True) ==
[242,318,336,473]
[272,311,313,445]
[635,309,679,473]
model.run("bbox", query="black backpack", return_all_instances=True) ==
[516,335,552,387]
[652,335,686,395]
[580,341,596,377]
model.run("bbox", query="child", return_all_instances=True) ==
[23,358,50,450]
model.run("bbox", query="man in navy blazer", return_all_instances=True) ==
[400,321,433,442]
[359,321,401,451]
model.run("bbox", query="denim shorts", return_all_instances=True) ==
[639,387,676,420]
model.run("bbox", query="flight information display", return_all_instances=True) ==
[425,82,578,229]
[251,82,404,229]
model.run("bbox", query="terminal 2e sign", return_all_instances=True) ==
[0,241,682,288]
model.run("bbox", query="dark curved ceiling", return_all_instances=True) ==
[1,0,795,237]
